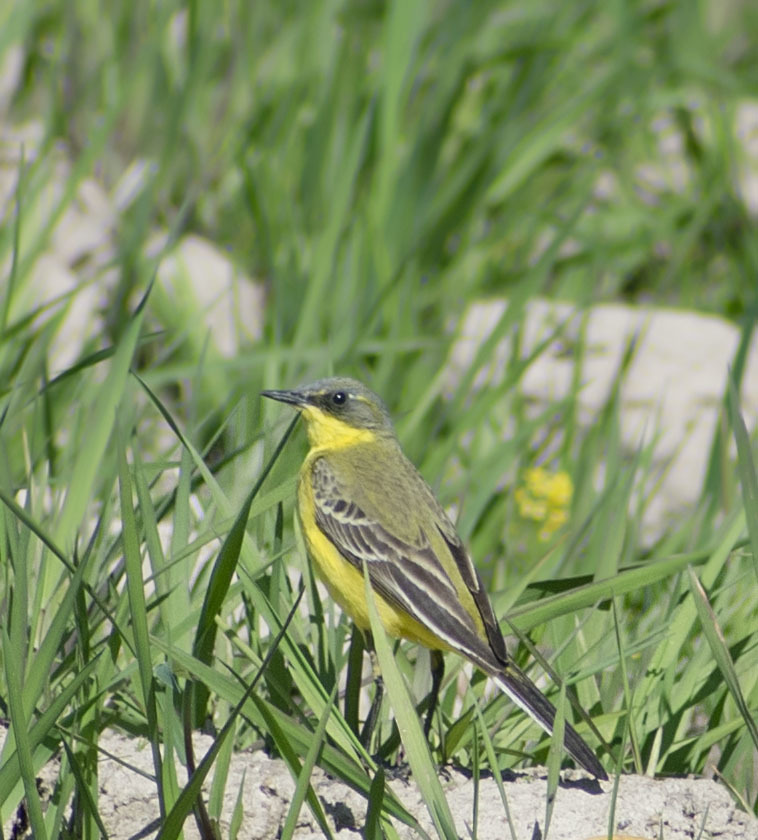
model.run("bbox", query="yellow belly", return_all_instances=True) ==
[296,467,448,652]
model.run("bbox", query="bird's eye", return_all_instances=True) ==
[332,391,347,406]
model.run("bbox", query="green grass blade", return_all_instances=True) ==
[60,739,109,839]
[207,706,234,824]
[279,684,337,840]
[117,422,165,817]
[20,555,89,718]
[364,766,386,840]
[686,566,758,753]
[54,282,151,551]
[727,374,758,584]
[702,321,754,503]
[471,727,480,840]
[612,598,642,774]
[363,562,458,840]
[468,686,518,840]
[507,540,737,633]
[229,767,246,840]
[191,413,299,724]
[344,627,365,735]
[544,681,565,836]
[194,413,298,654]
[3,626,48,840]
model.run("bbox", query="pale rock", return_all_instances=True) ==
[153,233,264,356]
[450,298,758,542]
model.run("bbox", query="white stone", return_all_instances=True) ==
[0,44,23,113]
[154,233,265,356]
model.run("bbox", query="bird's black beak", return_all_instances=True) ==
[261,388,309,408]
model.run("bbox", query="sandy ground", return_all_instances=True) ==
[5,729,755,839]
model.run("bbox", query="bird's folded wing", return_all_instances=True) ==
[311,458,494,668]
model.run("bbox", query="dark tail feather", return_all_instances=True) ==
[493,665,608,780]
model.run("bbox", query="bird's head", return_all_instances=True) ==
[262,377,396,448]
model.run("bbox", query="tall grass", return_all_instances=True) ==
[1,0,757,835]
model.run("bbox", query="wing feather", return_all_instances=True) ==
[311,456,497,670]
[435,527,508,664]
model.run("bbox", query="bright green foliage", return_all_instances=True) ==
[1,0,758,835]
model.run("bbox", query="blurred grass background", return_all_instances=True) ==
[1,0,758,836]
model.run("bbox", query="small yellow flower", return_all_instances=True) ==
[524,467,549,493]
[514,487,548,520]
[545,471,572,508]
[516,467,573,541]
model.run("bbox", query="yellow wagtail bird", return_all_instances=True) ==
[262,376,607,780]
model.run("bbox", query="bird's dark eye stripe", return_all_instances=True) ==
[332,391,347,405]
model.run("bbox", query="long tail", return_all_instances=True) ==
[493,665,608,780]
